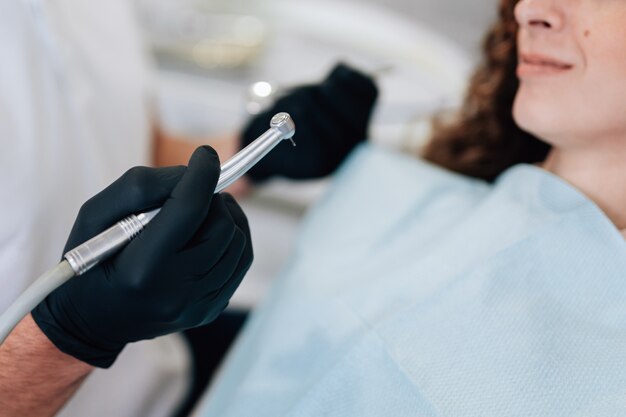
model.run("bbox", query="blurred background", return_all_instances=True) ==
[133,0,498,308]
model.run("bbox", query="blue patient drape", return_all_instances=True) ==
[198,144,626,416]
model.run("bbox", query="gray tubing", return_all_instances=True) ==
[0,261,75,344]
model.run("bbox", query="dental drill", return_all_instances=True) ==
[0,113,296,344]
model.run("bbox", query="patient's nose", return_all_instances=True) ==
[515,0,565,33]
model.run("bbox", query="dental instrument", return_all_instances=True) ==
[0,113,296,344]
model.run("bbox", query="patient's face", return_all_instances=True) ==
[512,0,626,148]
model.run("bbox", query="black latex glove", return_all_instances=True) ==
[241,63,378,182]
[32,146,253,368]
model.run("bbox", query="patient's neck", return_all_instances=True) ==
[542,146,626,235]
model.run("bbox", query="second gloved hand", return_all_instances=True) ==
[32,147,253,368]
[241,63,379,182]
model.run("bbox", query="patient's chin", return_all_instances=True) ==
[512,96,559,145]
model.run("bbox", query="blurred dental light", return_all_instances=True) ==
[246,81,275,114]
[252,81,273,98]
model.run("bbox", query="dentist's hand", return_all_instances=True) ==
[32,146,253,368]
[240,63,378,182]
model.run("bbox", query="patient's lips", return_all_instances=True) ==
[517,52,574,77]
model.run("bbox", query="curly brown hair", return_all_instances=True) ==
[421,0,550,182]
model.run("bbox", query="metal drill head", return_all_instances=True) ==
[270,112,296,140]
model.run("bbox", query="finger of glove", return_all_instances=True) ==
[172,194,238,280]
[64,166,186,253]
[189,229,250,326]
[221,194,252,246]
[320,64,379,136]
[160,229,246,331]
[180,193,251,284]
[185,193,238,248]
[138,146,220,255]
[211,195,253,299]
[192,226,247,294]
[322,63,379,106]
[179,297,230,330]
[212,244,252,311]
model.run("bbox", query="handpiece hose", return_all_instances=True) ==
[0,113,295,344]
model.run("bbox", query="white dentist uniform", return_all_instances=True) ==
[0,1,189,416]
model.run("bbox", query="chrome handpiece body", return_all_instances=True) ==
[65,113,296,276]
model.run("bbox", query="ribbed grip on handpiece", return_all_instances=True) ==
[64,215,145,275]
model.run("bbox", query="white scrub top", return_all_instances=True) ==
[0,1,189,416]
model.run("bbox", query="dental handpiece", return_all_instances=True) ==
[0,113,296,345]
[65,112,296,276]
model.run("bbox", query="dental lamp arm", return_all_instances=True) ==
[0,314,93,417]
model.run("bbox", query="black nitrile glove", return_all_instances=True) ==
[32,147,253,368]
[241,63,378,182]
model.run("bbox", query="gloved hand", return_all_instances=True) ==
[32,146,253,368]
[241,63,378,182]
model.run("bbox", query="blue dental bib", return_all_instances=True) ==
[198,144,626,417]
